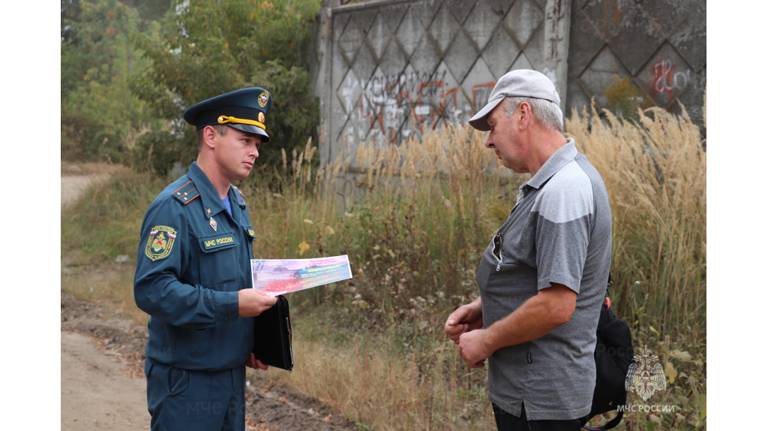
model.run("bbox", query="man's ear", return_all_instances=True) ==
[201,125,217,150]
[518,101,532,129]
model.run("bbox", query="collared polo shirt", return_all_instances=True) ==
[476,139,612,420]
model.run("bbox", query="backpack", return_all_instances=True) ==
[583,290,635,430]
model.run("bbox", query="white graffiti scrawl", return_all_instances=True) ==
[339,69,494,148]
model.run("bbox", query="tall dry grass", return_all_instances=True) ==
[568,107,706,334]
[272,331,493,430]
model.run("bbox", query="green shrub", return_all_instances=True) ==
[130,0,321,173]
[61,0,157,163]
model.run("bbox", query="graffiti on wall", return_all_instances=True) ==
[339,69,495,148]
[649,58,692,106]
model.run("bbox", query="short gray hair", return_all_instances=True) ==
[504,96,564,132]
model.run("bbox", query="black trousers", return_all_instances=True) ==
[492,403,585,431]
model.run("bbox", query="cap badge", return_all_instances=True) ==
[258,91,269,108]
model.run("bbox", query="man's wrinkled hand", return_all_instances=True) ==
[458,329,492,368]
[238,289,277,317]
[444,304,482,344]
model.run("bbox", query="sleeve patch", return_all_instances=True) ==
[144,225,177,261]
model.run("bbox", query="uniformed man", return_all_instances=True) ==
[134,87,278,431]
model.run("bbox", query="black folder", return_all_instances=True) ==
[252,295,293,371]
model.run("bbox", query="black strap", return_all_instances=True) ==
[603,411,623,429]
[582,411,623,431]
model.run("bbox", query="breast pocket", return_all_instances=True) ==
[499,220,536,269]
[197,233,240,286]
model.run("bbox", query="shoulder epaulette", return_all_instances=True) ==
[232,185,247,207]
[172,180,200,206]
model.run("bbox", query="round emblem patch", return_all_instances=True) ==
[144,225,177,261]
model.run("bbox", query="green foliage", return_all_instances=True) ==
[131,0,321,173]
[62,0,320,171]
[252,60,319,158]
[130,126,197,176]
[120,0,172,23]
[61,0,161,162]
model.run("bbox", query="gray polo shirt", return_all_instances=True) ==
[476,139,612,420]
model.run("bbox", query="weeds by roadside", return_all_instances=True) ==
[61,161,131,176]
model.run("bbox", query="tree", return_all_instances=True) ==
[61,0,162,162]
[131,0,321,174]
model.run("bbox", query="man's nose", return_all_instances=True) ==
[485,134,493,148]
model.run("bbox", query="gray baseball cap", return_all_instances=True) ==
[468,69,560,131]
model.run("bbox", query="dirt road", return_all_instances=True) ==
[62,173,356,431]
[61,331,150,430]
[61,174,109,208]
[62,174,149,431]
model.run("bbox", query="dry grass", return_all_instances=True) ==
[61,161,130,176]
[62,263,148,324]
[568,106,706,334]
[266,318,494,430]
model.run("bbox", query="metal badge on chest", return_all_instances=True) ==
[206,208,218,231]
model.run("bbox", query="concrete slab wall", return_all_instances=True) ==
[313,0,706,163]
[567,0,706,124]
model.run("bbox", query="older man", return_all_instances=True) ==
[444,69,612,431]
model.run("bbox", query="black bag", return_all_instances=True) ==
[252,295,294,371]
[583,300,634,430]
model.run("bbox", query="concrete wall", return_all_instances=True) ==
[313,0,706,163]
[567,0,706,123]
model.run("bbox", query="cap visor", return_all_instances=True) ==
[229,124,270,142]
[468,97,504,131]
